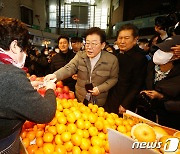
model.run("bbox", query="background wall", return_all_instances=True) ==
[0,0,47,30]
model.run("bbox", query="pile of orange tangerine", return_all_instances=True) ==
[21,98,136,154]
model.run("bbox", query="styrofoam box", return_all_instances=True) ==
[107,128,159,154]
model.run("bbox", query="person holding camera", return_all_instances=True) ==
[138,35,180,129]
[44,27,119,107]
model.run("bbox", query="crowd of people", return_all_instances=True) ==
[0,12,180,153]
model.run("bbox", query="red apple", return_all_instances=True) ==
[63,86,70,94]
[37,87,46,96]
[23,121,34,129]
[63,93,69,99]
[56,81,63,88]
[57,93,64,99]
[56,87,63,95]
[29,75,37,81]
[69,91,75,99]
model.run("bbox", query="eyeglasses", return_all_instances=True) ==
[85,42,101,48]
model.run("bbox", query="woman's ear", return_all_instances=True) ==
[9,40,19,54]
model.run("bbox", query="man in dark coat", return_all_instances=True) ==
[50,35,76,91]
[105,23,147,115]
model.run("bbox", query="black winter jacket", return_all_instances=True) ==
[105,45,147,114]
[50,49,76,91]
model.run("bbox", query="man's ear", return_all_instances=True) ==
[101,42,106,50]
[10,40,18,54]
[134,37,139,45]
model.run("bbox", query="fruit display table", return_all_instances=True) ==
[20,75,180,154]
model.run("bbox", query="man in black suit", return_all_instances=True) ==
[105,24,147,115]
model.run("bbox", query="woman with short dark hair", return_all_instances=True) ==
[0,17,56,153]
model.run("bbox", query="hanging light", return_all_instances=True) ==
[42,40,51,48]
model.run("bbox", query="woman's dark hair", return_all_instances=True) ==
[148,35,158,47]
[117,23,139,38]
[85,27,106,43]
[0,17,30,50]
[57,35,69,43]
[155,16,169,31]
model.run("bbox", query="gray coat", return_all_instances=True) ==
[54,50,119,106]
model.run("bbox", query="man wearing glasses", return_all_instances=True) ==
[45,27,119,107]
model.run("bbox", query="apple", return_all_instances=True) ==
[37,87,46,96]
[29,75,37,81]
[69,91,75,99]
[63,93,69,99]
[63,86,70,94]
[23,121,35,129]
[56,81,63,88]
[57,93,64,99]
[56,87,63,96]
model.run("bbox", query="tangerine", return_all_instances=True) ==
[81,150,89,154]
[80,138,91,151]
[64,141,73,152]
[83,130,90,138]
[89,145,102,154]
[57,116,67,125]
[20,131,27,139]
[76,119,85,129]
[67,123,77,134]
[61,132,71,142]
[48,126,57,135]
[95,120,104,131]
[22,137,30,148]
[37,124,46,129]
[26,131,36,141]
[117,125,127,134]
[72,146,81,154]
[88,113,97,124]
[36,130,44,138]
[43,143,54,154]
[67,112,76,123]
[48,117,57,126]
[71,134,82,146]
[43,132,54,143]
[27,144,38,154]
[73,110,82,119]
[54,144,67,154]
[91,105,98,113]
[82,113,89,121]
[91,136,103,147]
[36,137,44,147]
[76,129,84,137]
[34,148,44,154]
[115,118,123,126]
[88,127,98,137]
[84,121,91,130]
[55,134,63,145]
[56,123,66,134]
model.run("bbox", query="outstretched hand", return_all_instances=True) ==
[44,74,57,82]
